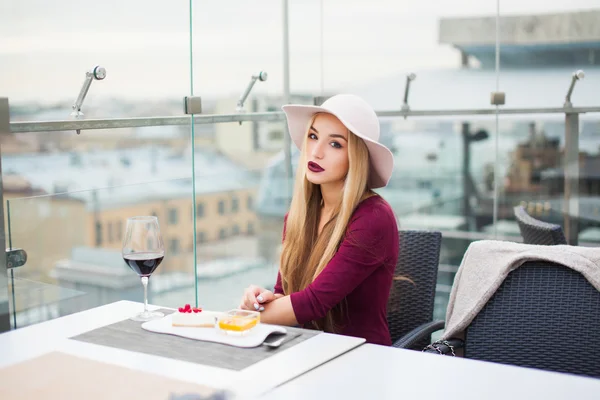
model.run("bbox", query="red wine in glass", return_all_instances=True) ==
[123,253,164,277]
[122,216,165,321]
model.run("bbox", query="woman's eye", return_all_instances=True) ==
[308,133,317,140]
[330,142,342,149]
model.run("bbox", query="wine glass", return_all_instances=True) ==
[122,216,165,321]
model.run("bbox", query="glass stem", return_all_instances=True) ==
[141,276,149,313]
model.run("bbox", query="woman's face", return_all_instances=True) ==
[305,113,349,186]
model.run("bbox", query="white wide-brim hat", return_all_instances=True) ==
[281,94,394,189]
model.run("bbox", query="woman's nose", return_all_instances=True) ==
[311,141,325,159]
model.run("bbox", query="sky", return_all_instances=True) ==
[0,0,599,105]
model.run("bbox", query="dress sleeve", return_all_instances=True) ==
[289,210,392,324]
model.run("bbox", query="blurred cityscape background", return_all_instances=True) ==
[1,0,599,329]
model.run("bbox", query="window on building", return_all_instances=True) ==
[231,197,239,213]
[196,203,204,218]
[218,200,226,215]
[247,222,255,235]
[232,224,240,235]
[117,220,123,242]
[247,196,254,211]
[169,238,180,255]
[107,222,113,243]
[95,222,102,246]
[197,231,206,243]
[168,208,178,225]
[268,130,283,140]
[219,228,227,239]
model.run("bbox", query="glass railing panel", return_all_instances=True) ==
[343,3,498,111]
[496,113,600,246]
[382,114,562,323]
[191,0,286,104]
[2,0,191,121]
[188,118,294,310]
[6,180,196,328]
[381,116,500,232]
[4,130,198,328]
[6,179,197,328]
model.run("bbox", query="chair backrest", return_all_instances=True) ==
[465,261,600,379]
[514,205,567,245]
[387,230,441,347]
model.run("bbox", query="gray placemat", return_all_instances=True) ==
[70,309,320,371]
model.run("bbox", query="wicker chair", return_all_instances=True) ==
[514,205,567,245]
[387,230,444,350]
[423,261,600,379]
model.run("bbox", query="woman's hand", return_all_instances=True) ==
[239,285,277,311]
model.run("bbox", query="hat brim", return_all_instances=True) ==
[282,104,394,189]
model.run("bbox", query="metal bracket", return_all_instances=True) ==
[490,92,505,106]
[564,70,585,108]
[237,71,268,111]
[184,96,203,115]
[401,73,417,116]
[71,66,107,134]
[6,248,27,269]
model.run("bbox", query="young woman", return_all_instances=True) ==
[239,94,399,345]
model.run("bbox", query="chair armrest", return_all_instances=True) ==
[392,320,445,349]
[422,338,464,356]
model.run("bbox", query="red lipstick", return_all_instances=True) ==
[308,161,324,173]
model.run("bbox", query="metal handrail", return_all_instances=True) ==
[10,106,600,133]
[10,112,285,133]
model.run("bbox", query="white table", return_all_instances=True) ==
[260,343,600,400]
[0,300,364,398]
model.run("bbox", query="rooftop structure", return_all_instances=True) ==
[439,9,600,68]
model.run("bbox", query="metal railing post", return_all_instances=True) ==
[0,98,11,332]
[564,110,580,245]
[282,0,293,204]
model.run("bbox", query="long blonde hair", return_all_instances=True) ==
[279,113,373,332]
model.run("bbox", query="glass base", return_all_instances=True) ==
[130,310,164,322]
